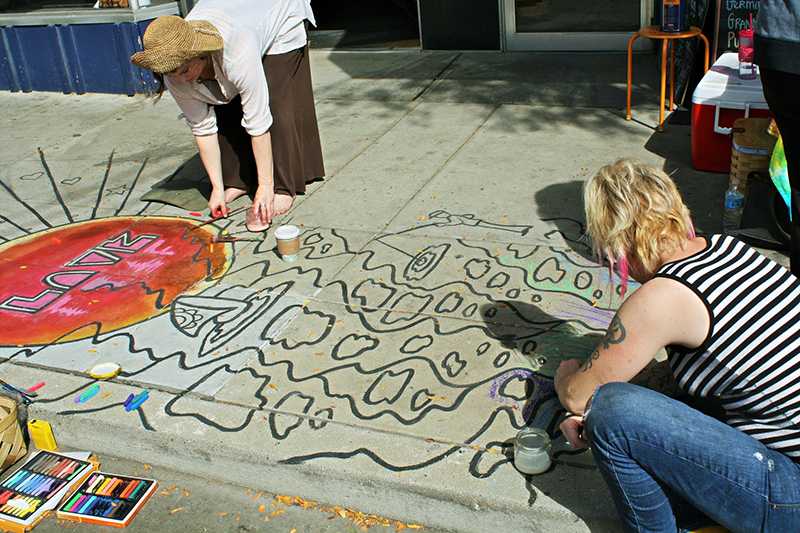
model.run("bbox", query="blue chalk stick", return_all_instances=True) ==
[125,391,149,412]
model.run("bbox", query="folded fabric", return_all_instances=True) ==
[769,134,791,221]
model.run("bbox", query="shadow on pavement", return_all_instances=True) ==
[644,123,727,234]
[140,154,210,211]
[529,121,727,243]
[480,300,619,531]
[318,50,662,132]
[533,180,594,260]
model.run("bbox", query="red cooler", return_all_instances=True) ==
[691,52,771,173]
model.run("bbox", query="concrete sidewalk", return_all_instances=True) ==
[0,50,731,532]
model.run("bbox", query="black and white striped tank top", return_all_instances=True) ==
[656,234,800,462]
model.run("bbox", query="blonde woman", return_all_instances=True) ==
[554,160,800,532]
[131,0,324,231]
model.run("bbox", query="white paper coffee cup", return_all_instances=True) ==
[275,225,300,262]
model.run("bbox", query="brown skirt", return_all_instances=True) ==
[216,45,325,196]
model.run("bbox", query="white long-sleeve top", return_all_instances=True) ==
[165,0,315,137]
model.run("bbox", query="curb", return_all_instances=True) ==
[4,364,619,533]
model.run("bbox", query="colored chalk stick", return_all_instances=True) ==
[70,495,88,513]
[84,496,102,515]
[128,481,147,499]
[18,473,39,493]
[46,459,62,476]
[62,461,79,479]
[52,460,69,477]
[96,479,112,495]
[103,478,121,496]
[120,480,139,499]
[78,495,97,514]
[35,455,54,473]
[87,475,102,493]
[24,475,42,493]
[10,472,27,490]
[51,479,66,496]
[75,383,100,404]
[123,393,134,408]
[112,478,127,497]
[26,381,45,393]
[64,493,82,512]
[125,391,149,412]
[34,478,52,496]
[84,474,98,492]
[5,469,27,488]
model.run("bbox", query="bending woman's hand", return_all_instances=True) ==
[209,187,228,218]
[253,185,274,225]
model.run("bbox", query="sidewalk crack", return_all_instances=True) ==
[411,52,462,101]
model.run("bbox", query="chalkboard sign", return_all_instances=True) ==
[714,0,759,55]
[673,0,711,105]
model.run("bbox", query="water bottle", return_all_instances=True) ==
[738,28,756,80]
[723,184,745,234]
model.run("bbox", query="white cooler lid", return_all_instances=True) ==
[691,52,769,110]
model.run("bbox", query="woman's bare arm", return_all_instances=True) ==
[195,133,226,216]
[555,277,709,414]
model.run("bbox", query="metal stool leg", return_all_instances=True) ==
[626,33,640,121]
[659,39,668,131]
[698,33,710,72]
[669,40,675,113]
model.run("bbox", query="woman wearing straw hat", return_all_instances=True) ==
[554,160,800,532]
[131,0,324,231]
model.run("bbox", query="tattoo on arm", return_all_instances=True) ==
[582,314,627,372]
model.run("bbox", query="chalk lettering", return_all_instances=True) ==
[0,231,161,314]
[0,289,63,314]
[44,271,96,291]
[98,232,159,254]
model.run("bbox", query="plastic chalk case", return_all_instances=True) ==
[27,420,58,451]
[88,362,122,380]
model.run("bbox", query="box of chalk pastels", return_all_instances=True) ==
[56,471,157,528]
[0,450,97,533]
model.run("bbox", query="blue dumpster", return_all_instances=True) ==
[0,3,178,95]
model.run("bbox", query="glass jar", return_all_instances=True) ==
[514,427,552,475]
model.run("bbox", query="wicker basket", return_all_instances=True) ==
[730,117,777,194]
[0,396,27,470]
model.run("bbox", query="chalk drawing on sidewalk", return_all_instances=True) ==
[0,217,230,346]
[1,155,608,481]
[150,214,610,475]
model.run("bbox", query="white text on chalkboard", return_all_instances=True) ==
[726,0,758,10]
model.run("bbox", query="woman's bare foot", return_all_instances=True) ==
[273,193,294,216]
[245,206,270,233]
[224,187,248,203]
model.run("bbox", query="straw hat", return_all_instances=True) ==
[130,15,223,74]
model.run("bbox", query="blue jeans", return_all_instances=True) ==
[585,382,800,533]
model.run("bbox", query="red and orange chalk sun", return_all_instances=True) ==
[0,216,231,347]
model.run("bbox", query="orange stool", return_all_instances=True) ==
[626,26,710,131]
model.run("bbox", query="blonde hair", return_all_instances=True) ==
[584,159,694,291]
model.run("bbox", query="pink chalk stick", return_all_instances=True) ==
[27,381,45,393]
